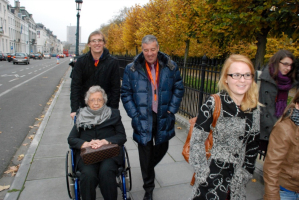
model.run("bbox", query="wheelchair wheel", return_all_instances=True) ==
[123,146,132,191]
[66,150,76,199]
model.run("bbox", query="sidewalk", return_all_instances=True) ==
[4,68,264,200]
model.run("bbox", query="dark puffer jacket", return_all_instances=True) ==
[70,48,120,112]
[121,52,184,145]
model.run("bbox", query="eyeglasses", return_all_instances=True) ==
[88,98,103,103]
[279,62,293,67]
[227,73,253,80]
[90,39,104,44]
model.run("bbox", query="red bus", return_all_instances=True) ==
[63,49,69,57]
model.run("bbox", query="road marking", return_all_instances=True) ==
[0,84,2,86]
[1,74,19,77]
[0,63,63,98]
[9,78,18,82]
[12,71,16,73]
[20,69,24,71]
[28,72,32,74]
[34,70,37,72]
[20,75,25,78]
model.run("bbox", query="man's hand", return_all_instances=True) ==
[70,112,76,120]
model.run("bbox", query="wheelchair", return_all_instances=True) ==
[66,145,132,200]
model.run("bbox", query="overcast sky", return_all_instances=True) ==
[8,0,149,42]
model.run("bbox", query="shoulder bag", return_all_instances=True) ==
[182,94,221,185]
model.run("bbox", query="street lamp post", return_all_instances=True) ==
[75,0,83,57]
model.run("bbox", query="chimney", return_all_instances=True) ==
[15,0,20,8]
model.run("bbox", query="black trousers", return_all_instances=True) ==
[138,112,169,193]
[77,157,118,200]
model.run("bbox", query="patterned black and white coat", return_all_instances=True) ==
[189,91,260,200]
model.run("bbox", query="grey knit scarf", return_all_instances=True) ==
[290,108,299,126]
[76,104,112,130]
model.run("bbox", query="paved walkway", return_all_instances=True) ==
[4,68,264,200]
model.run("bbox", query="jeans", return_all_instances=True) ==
[280,190,299,200]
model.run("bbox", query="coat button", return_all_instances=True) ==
[265,102,268,106]
[239,136,244,140]
[234,154,239,158]
[265,91,269,94]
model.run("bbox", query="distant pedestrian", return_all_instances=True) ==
[258,50,297,155]
[263,91,299,200]
[121,35,184,200]
[189,54,260,200]
[56,54,60,64]
[70,30,120,120]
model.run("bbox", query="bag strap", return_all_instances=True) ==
[211,94,221,128]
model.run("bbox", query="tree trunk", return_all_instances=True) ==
[135,46,138,55]
[254,28,270,70]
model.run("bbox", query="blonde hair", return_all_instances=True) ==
[218,54,259,111]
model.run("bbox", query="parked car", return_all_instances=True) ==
[0,53,7,61]
[51,53,57,57]
[44,53,51,59]
[13,52,30,65]
[34,53,43,60]
[59,54,64,58]
[7,53,14,62]
[29,53,35,59]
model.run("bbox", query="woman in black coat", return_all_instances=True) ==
[259,50,297,153]
[68,85,127,200]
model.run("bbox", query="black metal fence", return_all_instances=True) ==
[117,55,299,119]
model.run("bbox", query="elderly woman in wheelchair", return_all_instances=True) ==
[68,85,127,200]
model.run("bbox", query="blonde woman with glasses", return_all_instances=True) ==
[190,54,260,200]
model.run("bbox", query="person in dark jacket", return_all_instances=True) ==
[259,50,297,154]
[68,86,127,200]
[121,35,184,200]
[70,30,120,120]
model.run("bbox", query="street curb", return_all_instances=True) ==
[4,69,68,200]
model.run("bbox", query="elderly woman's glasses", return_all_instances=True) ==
[227,73,253,80]
[280,62,293,68]
[89,98,103,103]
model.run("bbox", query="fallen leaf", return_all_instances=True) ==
[17,154,24,161]
[0,185,10,192]
[47,102,51,105]
[251,179,256,182]
[0,131,2,134]
[34,124,39,127]
[28,135,34,140]
[29,126,33,129]
[22,143,28,146]
[39,104,42,106]
[4,165,20,176]
[41,115,45,118]
[177,127,182,129]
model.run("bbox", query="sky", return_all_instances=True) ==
[8,0,150,42]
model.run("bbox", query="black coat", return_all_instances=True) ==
[70,48,120,112]
[67,109,127,165]
[259,66,296,141]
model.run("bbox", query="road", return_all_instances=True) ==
[0,57,70,176]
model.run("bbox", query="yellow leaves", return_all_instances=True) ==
[17,154,24,161]
[28,135,34,140]
[22,143,29,146]
[0,185,10,192]
[177,127,182,129]
[0,131,2,134]
[4,165,20,177]
[251,178,256,182]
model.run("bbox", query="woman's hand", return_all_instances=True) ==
[89,139,109,149]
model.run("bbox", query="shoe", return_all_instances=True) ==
[143,191,153,200]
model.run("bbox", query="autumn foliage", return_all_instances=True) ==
[101,0,299,66]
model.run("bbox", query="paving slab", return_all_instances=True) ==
[26,157,65,181]
[34,143,69,158]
